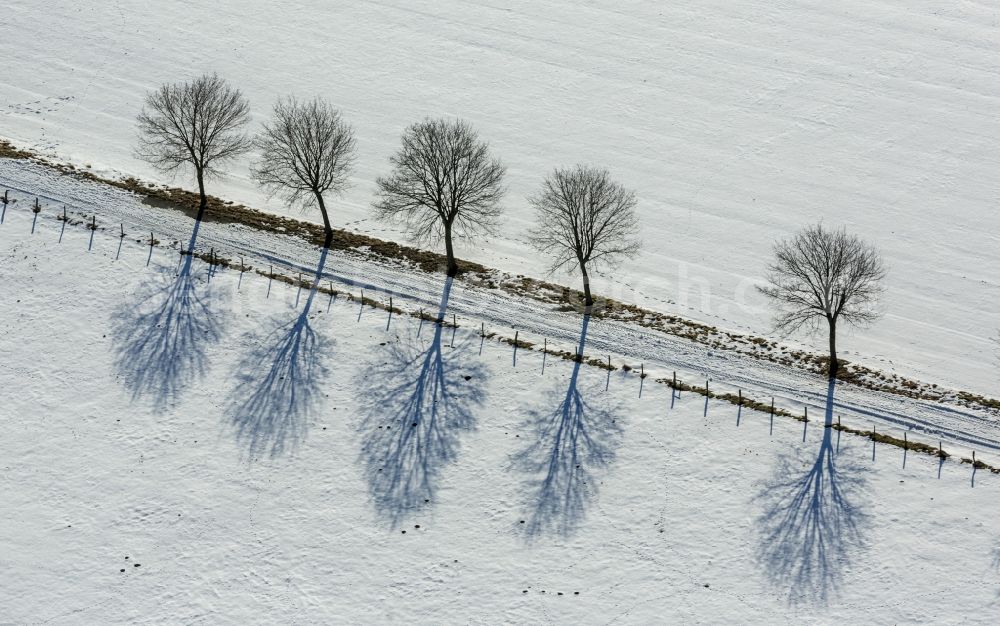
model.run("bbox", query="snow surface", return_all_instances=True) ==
[2,0,999,397]
[2,186,1000,624]
[4,160,999,465]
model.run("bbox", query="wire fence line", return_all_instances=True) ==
[1,188,996,482]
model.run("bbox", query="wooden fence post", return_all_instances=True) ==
[87,215,96,250]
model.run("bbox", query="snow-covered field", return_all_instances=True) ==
[3,0,998,397]
[4,160,999,465]
[2,193,999,624]
[4,1,1000,622]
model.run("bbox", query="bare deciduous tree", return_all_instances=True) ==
[529,165,640,314]
[759,224,887,378]
[251,98,357,248]
[136,74,251,222]
[374,118,505,277]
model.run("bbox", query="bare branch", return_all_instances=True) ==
[528,165,640,309]
[373,118,506,275]
[136,74,251,218]
[758,223,887,375]
[251,97,357,242]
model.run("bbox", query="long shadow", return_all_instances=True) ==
[356,277,488,527]
[513,314,623,538]
[754,378,870,606]
[226,247,332,460]
[111,219,224,411]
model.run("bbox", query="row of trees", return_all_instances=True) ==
[135,75,640,297]
[135,74,886,378]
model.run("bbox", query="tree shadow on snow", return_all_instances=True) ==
[753,378,870,606]
[226,247,332,461]
[111,220,225,412]
[513,314,623,538]
[355,277,488,527]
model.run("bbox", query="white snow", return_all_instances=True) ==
[2,0,998,396]
[1,181,999,624]
[3,1,1000,622]
[4,161,998,463]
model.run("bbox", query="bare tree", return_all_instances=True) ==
[251,98,357,248]
[136,74,251,223]
[759,224,887,378]
[529,165,640,314]
[374,118,505,277]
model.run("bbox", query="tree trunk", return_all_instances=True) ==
[316,191,333,249]
[444,223,458,277]
[827,316,838,378]
[581,264,594,314]
[195,167,208,223]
